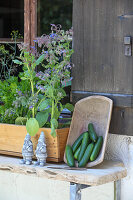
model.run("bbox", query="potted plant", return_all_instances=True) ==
[0,25,74,162]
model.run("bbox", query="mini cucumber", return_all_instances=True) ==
[88,123,98,143]
[78,132,90,162]
[90,136,103,161]
[78,143,94,167]
[72,132,86,153]
[74,145,81,160]
[65,145,75,167]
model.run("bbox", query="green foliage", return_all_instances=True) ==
[64,103,74,112]
[35,25,74,136]
[0,30,23,80]
[15,117,27,125]
[26,118,39,136]
[0,75,31,124]
[38,99,50,111]
[36,111,49,128]
[0,76,18,123]
[1,25,74,138]
[38,0,72,35]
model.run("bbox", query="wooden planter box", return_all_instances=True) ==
[0,124,69,162]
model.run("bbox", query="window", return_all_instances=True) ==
[0,0,24,40]
[37,0,73,36]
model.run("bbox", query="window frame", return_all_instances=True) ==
[0,0,37,45]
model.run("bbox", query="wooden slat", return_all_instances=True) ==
[109,107,133,136]
[72,0,84,91]
[72,91,133,107]
[0,38,23,43]
[24,0,31,45]
[30,0,37,46]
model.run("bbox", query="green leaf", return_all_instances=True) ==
[39,99,50,111]
[51,126,56,137]
[38,94,44,100]
[46,86,53,98]
[15,117,27,125]
[36,111,49,128]
[64,103,74,112]
[51,118,58,129]
[35,54,45,65]
[13,59,23,65]
[26,118,39,136]
[53,107,60,120]
[21,77,27,80]
[59,88,66,97]
[59,103,64,112]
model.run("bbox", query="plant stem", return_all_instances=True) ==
[30,79,35,118]
[51,100,54,120]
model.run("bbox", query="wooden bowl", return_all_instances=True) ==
[64,96,113,167]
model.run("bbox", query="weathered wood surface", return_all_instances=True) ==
[72,91,133,108]
[72,0,133,136]
[72,0,84,91]
[72,0,133,94]
[0,156,127,186]
[109,107,133,136]
[24,0,31,45]
[30,0,37,45]
[64,96,113,167]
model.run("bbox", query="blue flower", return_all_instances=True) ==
[50,33,57,39]
[29,105,33,109]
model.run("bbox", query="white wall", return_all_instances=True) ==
[0,170,113,200]
[105,134,133,200]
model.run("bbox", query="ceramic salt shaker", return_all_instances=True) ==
[20,133,33,165]
[35,131,47,166]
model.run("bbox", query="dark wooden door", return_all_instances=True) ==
[72,0,133,135]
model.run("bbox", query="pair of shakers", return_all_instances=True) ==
[20,131,47,166]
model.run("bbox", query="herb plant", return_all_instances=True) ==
[10,25,74,137]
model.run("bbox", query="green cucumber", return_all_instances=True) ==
[88,123,98,143]
[65,145,75,167]
[90,136,103,161]
[78,132,90,161]
[78,143,94,167]
[74,145,81,160]
[72,132,86,153]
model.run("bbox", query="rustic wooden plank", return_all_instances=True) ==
[72,0,133,94]
[113,0,133,94]
[72,91,133,107]
[0,38,23,43]
[0,156,127,186]
[24,0,31,45]
[72,0,84,91]
[30,0,37,46]
[109,107,133,136]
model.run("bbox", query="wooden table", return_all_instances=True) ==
[0,156,127,200]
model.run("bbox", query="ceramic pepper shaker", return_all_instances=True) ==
[20,133,33,165]
[35,131,47,166]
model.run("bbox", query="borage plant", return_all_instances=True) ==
[14,24,74,137]
[13,43,45,135]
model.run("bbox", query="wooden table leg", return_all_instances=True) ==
[114,180,121,200]
[70,183,90,200]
